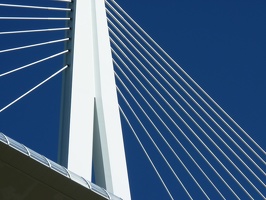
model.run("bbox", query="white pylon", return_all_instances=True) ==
[58,0,131,199]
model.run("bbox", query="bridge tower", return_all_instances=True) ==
[58,0,131,199]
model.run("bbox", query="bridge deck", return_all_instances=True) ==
[0,132,121,200]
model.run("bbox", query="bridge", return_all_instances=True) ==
[0,0,265,199]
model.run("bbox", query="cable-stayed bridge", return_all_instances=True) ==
[0,0,265,199]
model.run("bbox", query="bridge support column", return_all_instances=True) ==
[59,0,131,199]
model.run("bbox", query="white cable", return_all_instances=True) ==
[119,106,174,200]
[111,35,265,197]
[0,50,69,77]
[112,49,240,199]
[112,38,262,198]
[0,17,70,20]
[0,3,71,11]
[112,41,259,198]
[106,6,265,167]
[109,24,265,182]
[0,38,69,54]
[0,65,68,113]
[116,72,210,199]
[0,27,70,35]
[117,87,193,199]
[107,0,265,157]
[114,60,226,199]
[53,0,72,2]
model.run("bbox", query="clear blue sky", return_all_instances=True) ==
[0,0,265,199]
[117,0,266,144]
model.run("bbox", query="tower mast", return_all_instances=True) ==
[59,0,131,199]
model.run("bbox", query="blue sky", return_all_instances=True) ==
[0,0,265,199]
[117,0,266,144]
